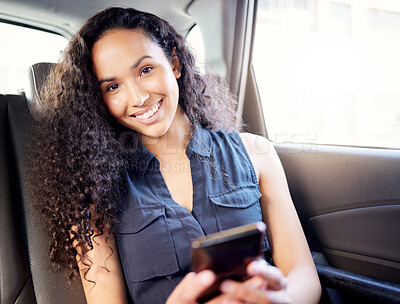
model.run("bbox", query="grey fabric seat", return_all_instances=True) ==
[0,63,87,304]
[0,93,35,304]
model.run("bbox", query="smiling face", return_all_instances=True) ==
[91,29,182,140]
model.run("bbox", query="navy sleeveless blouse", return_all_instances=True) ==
[115,127,269,303]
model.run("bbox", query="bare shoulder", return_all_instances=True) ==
[239,132,280,180]
[239,132,274,155]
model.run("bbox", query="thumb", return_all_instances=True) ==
[166,270,216,303]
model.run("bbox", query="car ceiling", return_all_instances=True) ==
[0,0,196,37]
[0,0,238,93]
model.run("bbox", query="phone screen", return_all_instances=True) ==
[191,222,266,302]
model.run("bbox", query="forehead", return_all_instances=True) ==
[91,29,166,72]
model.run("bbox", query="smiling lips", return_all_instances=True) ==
[133,100,162,120]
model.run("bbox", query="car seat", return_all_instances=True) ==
[0,62,87,304]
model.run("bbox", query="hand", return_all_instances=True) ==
[166,270,215,304]
[219,259,291,304]
[166,270,238,304]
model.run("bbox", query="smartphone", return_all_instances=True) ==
[191,221,266,303]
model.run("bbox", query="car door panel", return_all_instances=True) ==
[310,205,400,282]
[274,143,400,302]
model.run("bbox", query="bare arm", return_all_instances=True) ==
[238,133,321,304]
[74,231,128,304]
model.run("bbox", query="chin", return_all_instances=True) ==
[139,126,169,140]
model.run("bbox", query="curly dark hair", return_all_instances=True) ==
[30,7,241,279]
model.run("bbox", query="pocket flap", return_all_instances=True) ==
[208,184,262,208]
[116,205,165,234]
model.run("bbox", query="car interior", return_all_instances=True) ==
[1,0,400,303]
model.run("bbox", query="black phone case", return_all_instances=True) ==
[191,222,266,302]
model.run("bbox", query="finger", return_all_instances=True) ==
[207,294,241,304]
[243,275,267,290]
[220,280,290,304]
[166,270,216,304]
[184,270,216,300]
[247,260,287,291]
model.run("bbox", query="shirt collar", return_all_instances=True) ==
[186,126,212,157]
[130,139,156,177]
[131,126,212,176]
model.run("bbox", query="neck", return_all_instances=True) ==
[140,106,192,157]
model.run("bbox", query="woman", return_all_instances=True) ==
[31,7,321,304]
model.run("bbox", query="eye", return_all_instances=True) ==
[140,66,153,76]
[106,84,119,92]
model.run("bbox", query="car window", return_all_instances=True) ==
[186,24,206,74]
[0,22,68,94]
[252,0,400,149]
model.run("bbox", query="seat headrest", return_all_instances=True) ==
[25,62,55,119]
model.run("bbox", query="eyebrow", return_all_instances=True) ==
[98,55,153,85]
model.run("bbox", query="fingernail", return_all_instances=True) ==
[220,281,235,293]
[197,270,215,284]
[222,300,237,304]
[248,260,263,275]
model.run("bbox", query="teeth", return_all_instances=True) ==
[136,102,160,120]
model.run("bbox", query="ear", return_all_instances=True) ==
[170,48,181,79]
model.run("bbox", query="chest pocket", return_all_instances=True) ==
[208,184,262,229]
[115,205,180,282]
[208,184,269,252]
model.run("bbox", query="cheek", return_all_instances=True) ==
[103,96,126,118]
[170,80,179,103]
[157,68,179,92]
[162,72,180,100]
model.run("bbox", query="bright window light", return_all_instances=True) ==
[0,23,68,94]
[253,0,400,149]
[186,24,206,74]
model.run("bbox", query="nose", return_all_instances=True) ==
[126,79,148,107]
